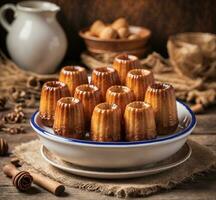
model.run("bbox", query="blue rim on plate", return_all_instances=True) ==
[30,100,196,147]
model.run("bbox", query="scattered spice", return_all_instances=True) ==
[25,95,37,108]
[0,138,9,156]
[0,97,7,110]
[1,126,26,135]
[26,76,41,90]
[0,121,6,129]
[10,157,22,167]
[3,104,26,124]
[0,103,26,134]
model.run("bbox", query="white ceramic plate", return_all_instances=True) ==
[41,142,192,179]
[31,100,196,169]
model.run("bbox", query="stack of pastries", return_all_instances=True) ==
[39,54,179,142]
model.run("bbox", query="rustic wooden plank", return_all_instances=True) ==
[1,175,216,200]
[0,106,216,199]
[0,132,216,200]
[193,113,216,135]
[190,135,216,146]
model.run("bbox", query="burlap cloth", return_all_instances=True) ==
[13,139,216,198]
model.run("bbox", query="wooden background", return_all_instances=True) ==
[1,0,216,61]
[1,106,216,199]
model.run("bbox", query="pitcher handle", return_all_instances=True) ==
[0,4,16,32]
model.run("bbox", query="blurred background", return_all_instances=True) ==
[1,0,216,61]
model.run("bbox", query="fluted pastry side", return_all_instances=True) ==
[124,101,157,141]
[126,69,154,101]
[145,83,179,135]
[91,67,120,101]
[74,84,102,130]
[59,66,88,96]
[106,86,135,114]
[53,97,85,138]
[91,103,121,142]
[113,54,141,85]
[39,81,70,127]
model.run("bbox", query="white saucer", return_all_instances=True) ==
[41,143,192,179]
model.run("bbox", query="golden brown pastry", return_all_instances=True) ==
[124,101,157,141]
[53,97,85,138]
[74,84,102,130]
[90,20,106,36]
[128,34,141,40]
[106,85,135,114]
[111,17,128,30]
[39,81,70,127]
[99,26,118,39]
[113,54,141,85]
[126,69,154,101]
[59,66,88,96]
[91,67,120,101]
[91,103,121,142]
[145,83,179,135]
[84,31,96,37]
[117,27,129,39]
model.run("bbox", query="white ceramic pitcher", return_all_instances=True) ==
[0,1,67,74]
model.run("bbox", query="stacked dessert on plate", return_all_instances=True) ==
[39,54,179,142]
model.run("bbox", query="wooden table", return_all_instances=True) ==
[1,107,216,200]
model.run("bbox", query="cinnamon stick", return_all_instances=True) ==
[3,164,33,191]
[31,172,65,196]
[3,164,65,195]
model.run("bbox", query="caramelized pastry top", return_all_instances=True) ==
[124,101,157,141]
[92,66,118,76]
[91,67,120,101]
[106,85,134,113]
[60,66,86,74]
[75,84,100,95]
[115,54,140,62]
[42,81,69,92]
[59,66,88,96]
[39,81,70,127]
[53,97,85,138]
[127,68,152,77]
[91,102,121,142]
[74,84,102,130]
[113,54,141,84]
[145,83,178,135]
[126,69,154,100]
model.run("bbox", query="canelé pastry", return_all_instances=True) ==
[74,84,102,130]
[39,81,70,127]
[91,103,121,142]
[145,83,179,135]
[91,67,120,101]
[59,66,88,96]
[124,101,157,141]
[106,85,135,114]
[113,54,141,85]
[126,69,154,101]
[53,97,85,138]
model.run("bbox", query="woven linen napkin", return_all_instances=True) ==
[14,139,216,198]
